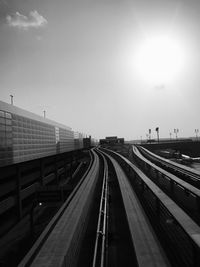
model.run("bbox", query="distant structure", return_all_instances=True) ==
[99,136,124,145]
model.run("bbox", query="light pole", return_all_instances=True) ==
[10,94,13,105]
[195,129,199,140]
[146,134,149,143]
[43,110,46,118]
[169,132,172,140]
[174,128,179,140]
[155,127,159,142]
[149,129,151,143]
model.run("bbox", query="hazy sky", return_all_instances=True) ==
[0,0,200,140]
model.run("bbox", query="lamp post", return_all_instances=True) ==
[174,128,179,140]
[155,127,159,143]
[149,129,151,143]
[169,132,172,140]
[43,110,46,118]
[195,129,199,140]
[10,94,13,105]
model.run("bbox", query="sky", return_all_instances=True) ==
[0,0,200,141]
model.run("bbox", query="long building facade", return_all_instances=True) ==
[0,100,94,167]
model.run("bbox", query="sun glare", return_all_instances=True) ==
[135,36,185,83]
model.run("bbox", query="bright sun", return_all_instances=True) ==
[135,36,185,83]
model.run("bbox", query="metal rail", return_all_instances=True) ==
[92,150,109,267]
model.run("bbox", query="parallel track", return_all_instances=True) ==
[18,146,200,267]
[137,146,200,186]
[101,147,200,267]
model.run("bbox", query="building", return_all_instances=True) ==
[0,100,91,167]
[99,136,124,145]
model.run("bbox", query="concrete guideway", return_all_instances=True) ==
[133,145,200,224]
[18,149,100,267]
[102,147,200,266]
[99,149,169,267]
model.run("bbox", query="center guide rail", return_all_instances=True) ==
[92,149,109,267]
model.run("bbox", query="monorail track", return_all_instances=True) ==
[132,145,200,225]
[137,146,200,186]
[18,148,169,267]
[16,146,200,267]
[102,147,200,267]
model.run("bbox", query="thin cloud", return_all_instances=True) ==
[6,10,47,29]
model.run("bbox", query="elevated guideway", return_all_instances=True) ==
[102,147,200,267]
[3,144,200,266]
[19,148,100,267]
[138,145,200,184]
[132,145,200,224]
